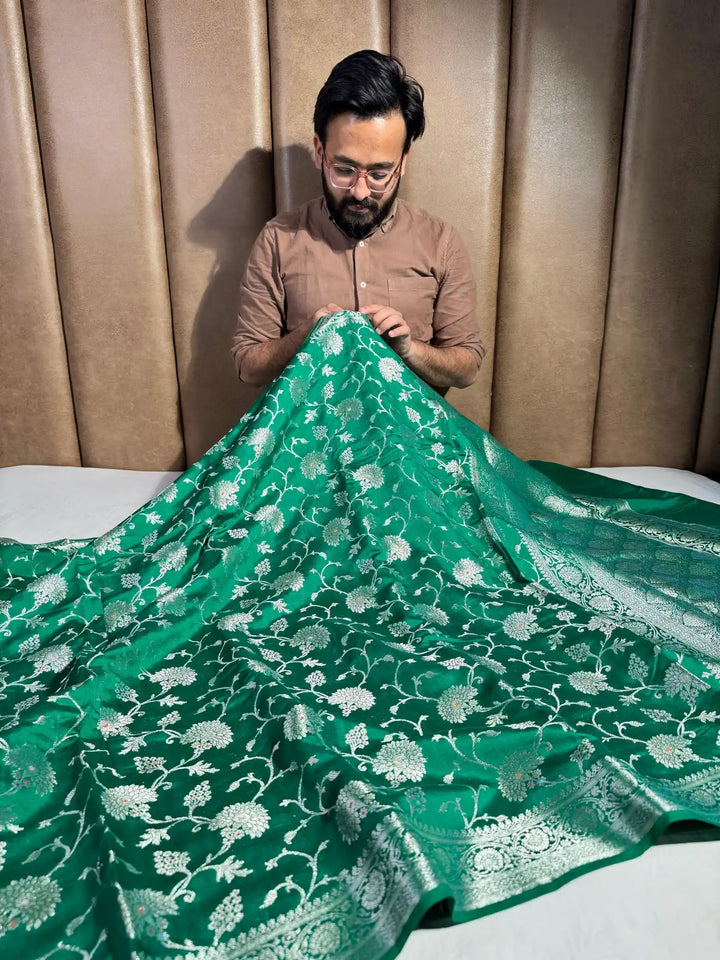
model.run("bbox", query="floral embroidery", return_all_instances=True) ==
[1,313,719,959]
[372,740,426,785]
[328,687,376,717]
[0,877,61,931]
[210,803,270,842]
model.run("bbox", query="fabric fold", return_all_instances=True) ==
[0,312,719,960]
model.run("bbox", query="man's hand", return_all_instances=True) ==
[360,304,412,360]
[312,303,343,324]
[360,303,478,389]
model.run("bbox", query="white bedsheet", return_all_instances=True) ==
[1,464,718,545]
[1,462,719,959]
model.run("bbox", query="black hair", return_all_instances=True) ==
[313,50,425,153]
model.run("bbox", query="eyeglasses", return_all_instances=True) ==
[322,150,403,194]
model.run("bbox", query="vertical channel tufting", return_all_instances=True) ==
[592,0,720,469]
[693,286,720,479]
[491,0,634,466]
[146,0,275,464]
[22,0,184,470]
[0,0,80,467]
[392,0,511,430]
[267,0,390,214]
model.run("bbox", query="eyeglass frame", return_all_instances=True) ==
[321,148,404,194]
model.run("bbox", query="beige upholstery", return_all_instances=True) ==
[1,0,719,477]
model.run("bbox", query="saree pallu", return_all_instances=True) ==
[1,312,719,960]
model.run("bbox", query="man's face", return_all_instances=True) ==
[313,111,408,240]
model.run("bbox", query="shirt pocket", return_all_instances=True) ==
[387,277,438,342]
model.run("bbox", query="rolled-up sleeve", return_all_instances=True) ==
[431,226,485,368]
[231,225,285,381]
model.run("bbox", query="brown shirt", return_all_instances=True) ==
[232,196,484,380]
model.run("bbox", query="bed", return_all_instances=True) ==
[2,456,719,960]
[3,5,720,956]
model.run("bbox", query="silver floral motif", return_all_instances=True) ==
[290,625,331,650]
[209,480,239,509]
[352,465,384,493]
[383,535,411,562]
[254,505,284,532]
[28,573,68,605]
[218,611,254,632]
[209,888,245,939]
[497,748,543,801]
[153,850,190,875]
[0,876,61,931]
[210,802,270,842]
[437,686,479,723]
[328,687,376,717]
[283,704,324,740]
[346,587,377,613]
[147,666,197,690]
[102,785,158,820]
[345,723,369,751]
[6,745,56,795]
[180,721,233,750]
[335,781,377,843]
[301,452,327,479]
[502,611,539,641]
[27,644,73,674]
[97,709,133,739]
[248,427,275,456]
[378,357,404,381]
[322,517,351,545]
[155,542,188,573]
[453,558,485,587]
[272,571,304,592]
[646,734,697,769]
[122,887,178,939]
[104,601,135,632]
[412,603,449,626]
[372,740,426,785]
[568,671,609,695]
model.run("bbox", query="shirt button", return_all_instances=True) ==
[360,281,367,288]
[359,241,365,247]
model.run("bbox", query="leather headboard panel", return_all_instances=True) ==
[592,0,720,469]
[490,0,633,466]
[2,0,719,478]
[267,0,389,213]
[0,0,79,467]
[22,0,184,469]
[145,0,273,463]
[696,295,720,477]
[394,0,510,431]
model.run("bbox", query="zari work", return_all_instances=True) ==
[1,313,719,960]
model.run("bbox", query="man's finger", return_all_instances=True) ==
[312,303,343,323]
[375,314,406,335]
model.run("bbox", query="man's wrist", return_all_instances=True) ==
[402,337,421,365]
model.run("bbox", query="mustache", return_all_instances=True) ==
[342,196,377,210]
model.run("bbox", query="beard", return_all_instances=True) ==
[322,168,401,240]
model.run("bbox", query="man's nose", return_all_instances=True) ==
[350,175,371,201]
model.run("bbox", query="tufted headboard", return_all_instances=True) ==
[2,0,719,477]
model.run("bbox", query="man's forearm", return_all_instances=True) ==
[239,321,314,387]
[403,341,479,389]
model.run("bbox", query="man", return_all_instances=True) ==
[232,49,484,390]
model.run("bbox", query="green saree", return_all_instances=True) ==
[1,312,719,960]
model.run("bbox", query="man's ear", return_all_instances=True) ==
[400,148,410,177]
[313,135,323,170]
